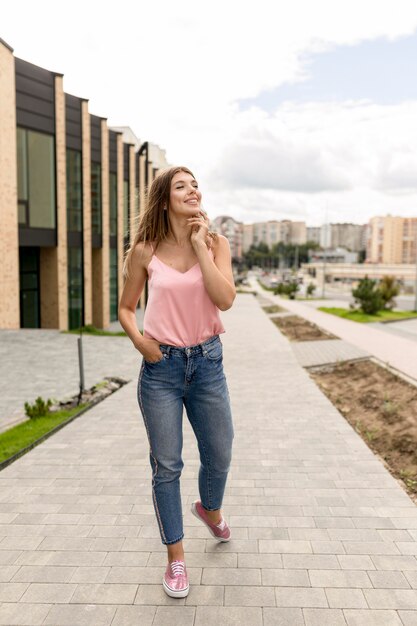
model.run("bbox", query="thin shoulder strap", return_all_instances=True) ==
[149,240,155,255]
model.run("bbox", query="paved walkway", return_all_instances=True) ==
[250,279,417,382]
[290,340,370,368]
[0,310,144,433]
[1,294,417,625]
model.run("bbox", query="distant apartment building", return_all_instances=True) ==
[306,226,320,245]
[0,39,169,330]
[242,219,307,251]
[309,247,359,264]
[211,215,243,259]
[366,215,417,263]
[317,223,366,251]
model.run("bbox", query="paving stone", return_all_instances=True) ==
[364,588,417,609]
[225,584,276,606]
[110,605,156,626]
[343,608,403,625]
[368,570,411,589]
[303,607,347,625]
[308,570,372,588]
[325,587,368,608]
[0,602,52,625]
[263,607,305,625]
[194,606,263,625]
[42,603,117,625]
[275,586,328,608]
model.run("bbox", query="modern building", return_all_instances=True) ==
[308,247,359,264]
[306,226,320,245]
[303,261,417,292]
[366,215,417,264]
[211,216,243,260]
[0,39,168,330]
[242,219,307,251]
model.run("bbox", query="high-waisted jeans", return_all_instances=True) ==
[137,334,234,545]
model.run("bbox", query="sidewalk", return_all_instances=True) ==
[0,294,416,625]
[251,279,417,382]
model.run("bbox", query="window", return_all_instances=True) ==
[91,162,102,235]
[66,149,82,231]
[68,247,83,329]
[123,180,129,239]
[109,247,118,321]
[16,127,56,228]
[109,172,117,236]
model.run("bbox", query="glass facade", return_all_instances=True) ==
[109,247,118,322]
[91,162,102,235]
[19,247,40,328]
[68,247,84,329]
[123,179,129,239]
[66,149,83,231]
[109,172,117,236]
[16,127,56,228]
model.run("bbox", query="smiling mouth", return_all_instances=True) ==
[185,199,199,204]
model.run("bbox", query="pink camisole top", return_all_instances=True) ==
[142,243,225,347]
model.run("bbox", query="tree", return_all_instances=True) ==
[379,275,400,310]
[351,276,383,315]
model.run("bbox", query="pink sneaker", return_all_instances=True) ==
[162,559,189,598]
[191,500,231,542]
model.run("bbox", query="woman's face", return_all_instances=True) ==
[169,171,202,218]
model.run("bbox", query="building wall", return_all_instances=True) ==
[0,44,169,331]
[366,215,417,264]
[0,40,19,328]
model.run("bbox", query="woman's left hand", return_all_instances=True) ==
[188,210,210,249]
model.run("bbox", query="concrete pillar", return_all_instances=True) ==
[81,100,92,325]
[117,133,124,305]
[129,144,136,247]
[40,74,68,329]
[0,39,19,329]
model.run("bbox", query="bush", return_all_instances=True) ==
[274,280,300,299]
[306,283,316,297]
[24,396,53,419]
[351,276,383,314]
[379,275,400,310]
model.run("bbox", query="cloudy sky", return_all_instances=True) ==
[3,0,417,226]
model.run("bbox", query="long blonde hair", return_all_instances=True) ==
[123,165,217,279]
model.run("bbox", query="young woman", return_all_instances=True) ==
[119,166,235,598]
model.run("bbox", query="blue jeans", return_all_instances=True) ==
[137,334,234,545]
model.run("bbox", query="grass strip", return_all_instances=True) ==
[318,307,417,323]
[0,404,89,469]
[62,324,127,336]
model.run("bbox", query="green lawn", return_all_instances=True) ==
[318,307,417,323]
[0,405,87,465]
[63,324,127,336]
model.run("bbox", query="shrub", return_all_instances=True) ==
[24,396,53,419]
[274,280,300,299]
[351,276,383,314]
[306,283,316,297]
[379,275,400,310]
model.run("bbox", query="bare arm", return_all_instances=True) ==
[193,235,236,311]
[118,242,163,362]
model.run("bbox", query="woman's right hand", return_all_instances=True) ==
[135,338,164,363]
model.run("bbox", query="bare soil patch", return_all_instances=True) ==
[262,305,286,314]
[310,359,417,502]
[271,315,338,342]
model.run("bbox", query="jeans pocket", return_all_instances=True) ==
[204,340,223,361]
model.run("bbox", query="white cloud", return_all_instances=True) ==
[3,0,417,225]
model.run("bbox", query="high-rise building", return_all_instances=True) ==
[366,215,417,263]
[211,216,243,259]
[242,219,307,251]
[0,39,169,330]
